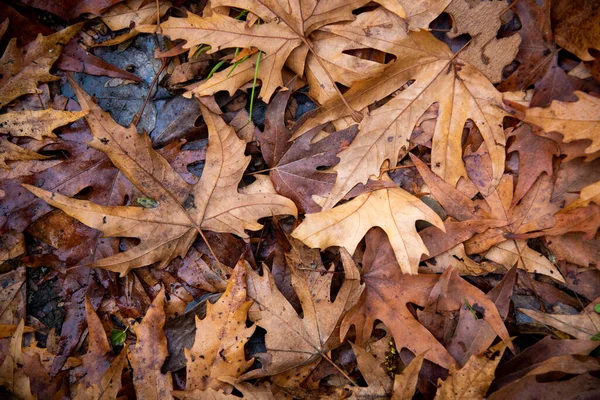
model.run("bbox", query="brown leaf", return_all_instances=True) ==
[519,91,600,155]
[185,264,255,392]
[296,30,507,206]
[347,343,393,398]
[0,266,26,324]
[0,110,88,140]
[20,0,124,20]
[445,0,521,83]
[434,342,507,400]
[24,80,296,275]
[292,175,444,275]
[341,228,455,368]
[391,352,425,400]
[520,301,600,340]
[128,288,174,400]
[244,248,362,378]
[551,0,600,61]
[0,320,33,399]
[0,24,81,108]
[257,90,359,213]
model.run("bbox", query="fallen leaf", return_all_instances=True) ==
[518,91,600,155]
[347,343,393,398]
[128,288,174,400]
[0,266,26,324]
[434,342,507,400]
[0,110,88,140]
[257,90,359,213]
[551,0,600,61]
[445,0,521,83]
[391,352,425,400]
[243,248,362,378]
[185,264,255,392]
[24,79,296,275]
[340,228,455,368]
[0,24,81,108]
[20,0,124,20]
[0,320,33,399]
[520,302,600,340]
[297,28,507,207]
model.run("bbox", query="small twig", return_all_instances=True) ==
[154,0,162,34]
[37,92,46,110]
[322,352,358,387]
[500,0,521,16]
[132,59,167,126]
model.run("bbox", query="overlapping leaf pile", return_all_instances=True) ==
[1,0,600,399]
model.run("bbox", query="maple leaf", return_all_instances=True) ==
[242,248,362,379]
[184,264,255,393]
[24,79,297,275]
[412,153,564,281]
[139,1,412,105]
[0,24,81,108]
[445,0,521,83]
[257,90,359,213]
[435,342,507,400]
[296,29,508,207]
[341,229,512,369]
[128,288,174,400]
[292,175,444,275]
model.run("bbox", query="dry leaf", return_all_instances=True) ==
[128,288,174,400]
[243,248,362,379]
[297,29,507,207]
[184,264,255,393]
[0,320,33,400]
[0,24,81,108]
[24,79,296,275]
[292,175,444,275]
[0,110,88,140]
[519,91,600,155]
[391,352,425,400]
[445,0,521,83]
[434,342,507,400]
[520,302,600,340]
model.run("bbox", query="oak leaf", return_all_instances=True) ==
[551,0,600,62]
[518,91,600,155]
[24,79,296,275]
[292,175,444,275]
[434,342,507,400]
[0,24,81,108]
[243,248,362,379]
[296,29,507,207]
[0,110,88,140]
[128,288,174,400]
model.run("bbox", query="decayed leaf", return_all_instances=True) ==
[257,90,359,213]
[520,302,600,340]
[297,29,507,207]
[445,0,521,83]
[24,79,296,275]
[128,288,173,400]
[243,248,362,378]
[293,175,443,274]
[0,266,26,324]
[184,264,255,392]
[0,320,33,400]
[0,110,88,140]
[0,24,81,108]
[435,342,507,400]
[341,228,455,368]
[519,91,600,154]
[173,378,275,399]
[0,323,35,338]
